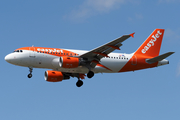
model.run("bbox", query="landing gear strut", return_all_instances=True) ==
[27,67,33,78]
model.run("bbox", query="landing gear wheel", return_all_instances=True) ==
[76,80,83,87]
[28,73,32,78]
[87,71,94,78]
[27,67,33,78]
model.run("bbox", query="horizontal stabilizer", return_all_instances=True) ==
[146,52,174,64]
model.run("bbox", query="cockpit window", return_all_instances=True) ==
[13,50,23,52]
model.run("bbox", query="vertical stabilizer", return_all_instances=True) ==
[119,29,165,72]
[134,29,165,57]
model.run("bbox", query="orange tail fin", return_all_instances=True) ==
[135,29,165,57]
[119,29,166,72]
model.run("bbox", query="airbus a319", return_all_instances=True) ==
[5,29,174,87]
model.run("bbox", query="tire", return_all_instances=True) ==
[87,71,94,78]
[76,80,83,87]
[28,74,32,78]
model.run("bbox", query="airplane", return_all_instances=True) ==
[5,29,174,87]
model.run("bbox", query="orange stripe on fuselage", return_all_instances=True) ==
[96,64,113,71]
[92,60,112,71]
[15,47,79,57]
[119,54,158,72]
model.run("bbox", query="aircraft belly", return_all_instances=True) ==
[56,66,89,73]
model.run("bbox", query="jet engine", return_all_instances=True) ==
[60,57,80,68]
[45,70,70,82]
[52,57,80,68]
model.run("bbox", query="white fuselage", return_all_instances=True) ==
[5,49,134,74]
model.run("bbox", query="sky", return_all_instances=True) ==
[1,0,180,120]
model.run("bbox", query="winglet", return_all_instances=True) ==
[130,32,135,38]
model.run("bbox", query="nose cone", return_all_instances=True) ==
[5,54,13,63]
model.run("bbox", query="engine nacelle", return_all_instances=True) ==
[52,57,80,68]
[60,57,80,68]
[44,70,70,82]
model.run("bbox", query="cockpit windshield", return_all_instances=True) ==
[13,50,23,52]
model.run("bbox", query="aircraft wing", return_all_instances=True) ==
[79,33,134,67]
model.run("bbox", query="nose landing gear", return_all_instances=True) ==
[28,73,32,78]
[27,67,33,78]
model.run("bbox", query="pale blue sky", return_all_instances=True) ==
[1,0,180,120]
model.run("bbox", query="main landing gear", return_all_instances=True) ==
[27,67,33,78]
[75,74,84,87]
[75,71,94,87]
[87,71,94,78]
[76,79,83,87]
